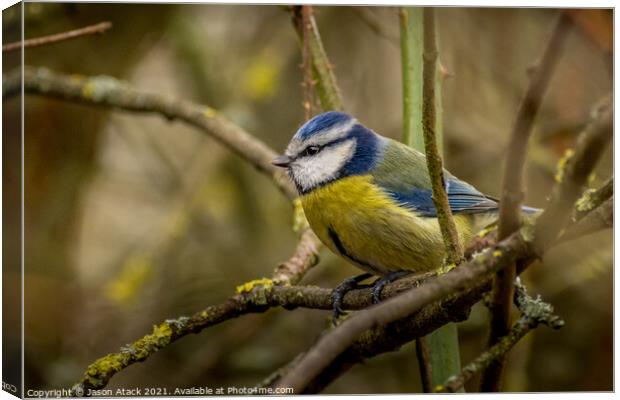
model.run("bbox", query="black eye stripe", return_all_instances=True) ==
[296,135,352,159]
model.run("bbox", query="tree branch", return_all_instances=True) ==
[70,270,434,395]
[573,176,613,221]
[418,8,464,389]
[3,66,296,200]
[2,21,112,52]
[274,230,532,392]
[271,228,322,285]
[415,337,434,392]
[299,5,316,119]
[440,282,564,393]
[421,8,464,265]
[482,12,572,391]
[559,196,613,242]
[68,191,609,395]
[290,6,344,111]
[533,97,612,253]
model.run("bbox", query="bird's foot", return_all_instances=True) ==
[371,270,412,304]
[331,273,373,326]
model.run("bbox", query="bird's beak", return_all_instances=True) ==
[272,154,292,168]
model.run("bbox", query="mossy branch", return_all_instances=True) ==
[573,176,613,221]
[68,195,609,395]
[561,197,613,242]
[420,8,464,265]
[534,97,612,252]
[439,281,564,393]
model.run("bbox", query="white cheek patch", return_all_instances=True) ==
[292,139,356,192]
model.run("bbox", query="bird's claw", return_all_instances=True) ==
[370,270,411,304]
[331,273,373,326]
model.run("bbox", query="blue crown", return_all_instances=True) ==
[295,111,354,140]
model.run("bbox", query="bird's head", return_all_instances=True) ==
[273,111,383,194]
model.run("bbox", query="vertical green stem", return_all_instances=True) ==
[428,324,462,390]
[400,6,462,392]
[399,7,424,152]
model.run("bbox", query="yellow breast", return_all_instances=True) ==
[301,175,474,275]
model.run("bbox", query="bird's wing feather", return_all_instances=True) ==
[381,174,499,217]
[372,140,499,217]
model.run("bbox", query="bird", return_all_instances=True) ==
[272,111,538,322]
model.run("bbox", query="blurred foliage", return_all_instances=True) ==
[4,4,612,393]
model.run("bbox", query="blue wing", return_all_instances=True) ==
[371,139,539,218]
[386,175,499,217]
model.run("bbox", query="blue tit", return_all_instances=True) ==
[272,111,537,315]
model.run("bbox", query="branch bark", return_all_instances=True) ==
[415,337,434,392]
[290,6,344,111]
[2,21,112,52]
[440,282,564,393]
[482,12,572,391]
[533,97,612,253]
[419,8,463,389]
[560,197,613,242]
[421,8,464,265]
[67,193,610,395]
[573,176,613,221]
[275,230,532,392]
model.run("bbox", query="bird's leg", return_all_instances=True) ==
[371,270,412,304]
[331,272,374,325]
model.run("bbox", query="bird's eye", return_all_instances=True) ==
[303,145,321,157]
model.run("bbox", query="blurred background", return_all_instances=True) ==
[2,4,612,394]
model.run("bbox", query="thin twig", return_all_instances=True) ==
[290,6,344,111]
[559,197,613,242]
[533,97,612,253]
[482,12,572,392]
[440,282,564,393]
[4,66,296,200]
[271,228,322,285]
[573,176,613,221]
[421,8,464,265]
[300,5,316,119]
[416,337,434,392]
[3,21,112,52]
